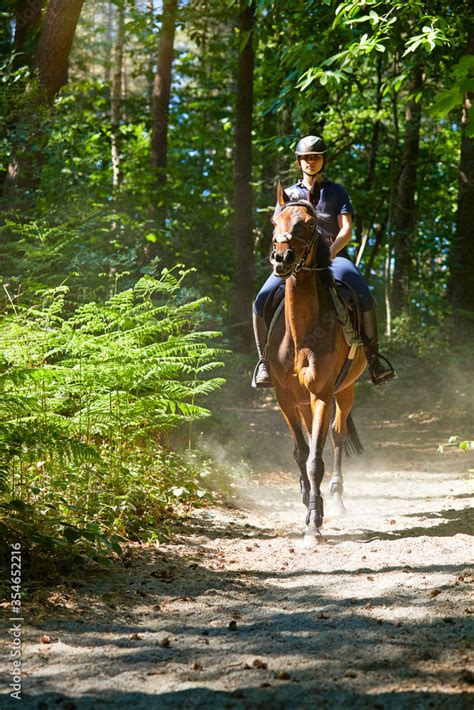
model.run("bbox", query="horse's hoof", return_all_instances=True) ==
[303,529,324,546]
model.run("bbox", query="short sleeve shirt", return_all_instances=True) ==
[273,178,354,245]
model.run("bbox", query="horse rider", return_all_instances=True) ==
[252,134,396,388]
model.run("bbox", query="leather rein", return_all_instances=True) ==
[273,200,329,275]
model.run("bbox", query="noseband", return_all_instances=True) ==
[272,200,328,274]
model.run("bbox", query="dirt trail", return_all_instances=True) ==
[1,397,473,709]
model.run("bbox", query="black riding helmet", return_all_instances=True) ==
[295,135,327,156]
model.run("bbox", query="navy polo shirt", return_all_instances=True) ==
[273,178,354,245]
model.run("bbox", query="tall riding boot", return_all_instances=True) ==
[361,308,396,385]
[251,313,273,388]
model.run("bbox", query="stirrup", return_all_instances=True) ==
[369,354,396,385]
[251,358,273,389]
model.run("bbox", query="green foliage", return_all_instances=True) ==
[438,436,474,475]
[0,269,225,560]
[438,435,474,454]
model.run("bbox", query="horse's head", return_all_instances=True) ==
[270,181,322,279]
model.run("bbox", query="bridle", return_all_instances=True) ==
[272,200,329,275]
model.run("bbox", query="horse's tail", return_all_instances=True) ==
[343,413,364,457]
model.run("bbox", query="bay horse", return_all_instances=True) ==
[268,182,367,538]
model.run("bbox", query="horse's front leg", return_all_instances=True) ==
[274,389,310,506]
[305,394,332,535]
[329,386,355,515]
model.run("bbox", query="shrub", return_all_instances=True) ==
[0,268,225,563]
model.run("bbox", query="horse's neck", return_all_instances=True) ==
[285,273,329,350]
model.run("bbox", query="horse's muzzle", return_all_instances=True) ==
[271,248,295,264]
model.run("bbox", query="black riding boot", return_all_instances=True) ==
[361,308,396,385]
[251,313,273,388]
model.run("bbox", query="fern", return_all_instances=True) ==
[0,269,226,556]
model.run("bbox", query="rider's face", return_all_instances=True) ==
[299,154,324,174]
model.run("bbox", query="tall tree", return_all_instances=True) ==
[4,0,85,193]
[391,63,423,316]
[230,0,256,344]
[12,0,45,70]
[32,0,85,103]
[150,0,178,186]
[451,30,474,338]
[111,1,125,190]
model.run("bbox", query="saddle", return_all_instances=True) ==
[263,276,363,347]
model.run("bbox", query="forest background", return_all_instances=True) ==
[0,0,472,574]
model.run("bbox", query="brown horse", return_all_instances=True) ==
[268,182,367,537]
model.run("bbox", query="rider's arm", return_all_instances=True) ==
[330,213,352,260]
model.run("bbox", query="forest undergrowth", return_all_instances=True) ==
[0,267,227,587]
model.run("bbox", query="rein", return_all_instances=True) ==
[273,200,329,275]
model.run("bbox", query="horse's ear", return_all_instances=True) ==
[277,181,290,206]
[308,181,321,208]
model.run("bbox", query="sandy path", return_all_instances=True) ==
[1,401,473,709]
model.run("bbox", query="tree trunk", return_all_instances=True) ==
[150,0,178,186]
[391,64,423,316]
[104,1,114,85]
[13,0,45,70]
[230,0,256,346]
[383,84,400,336]
[365,57,383,191]
[3,0,84,194]
[451,42,474,338]
[257,110,277,262]
[363,220,386,280]
[33,0,85,103]
[111,1,125,190]
[146,0,155,113]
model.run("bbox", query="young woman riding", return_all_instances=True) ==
[252,134,395,388]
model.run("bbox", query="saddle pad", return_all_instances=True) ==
[262,279,362,346]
